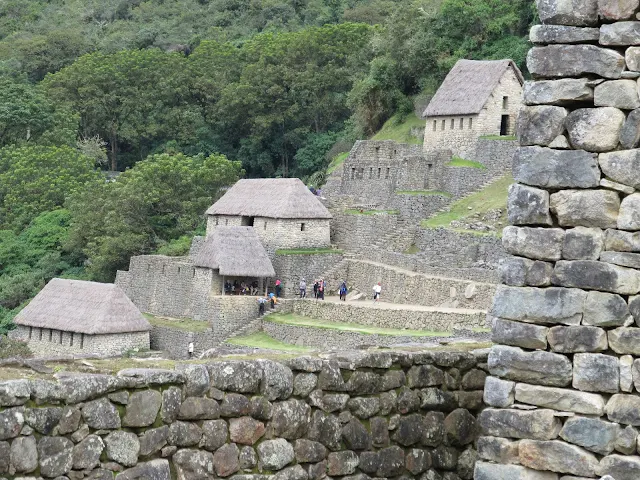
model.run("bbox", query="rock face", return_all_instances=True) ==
[550,189,620,228]
[508,184,553,226]
[600,149,640,188]
[565,107,625,151]
[513,147,600,189]
[594,80,640,109]
[523,78,594,104]
[517,106,568,146]
[536,0,598,26]
[502,226,564,261]
[527,45,625,79]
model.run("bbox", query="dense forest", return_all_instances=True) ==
[0,0,535,332]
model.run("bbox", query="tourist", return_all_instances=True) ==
[313,280,319,298]
[318,280,325,300]
[251,280,259,295]
[188,341,194,358]
[300,278,307,298]
[275,279,282,298]
[258,297,267,315]
[373,282,382,303]
[269,292,276,309]
[339,281,348,301]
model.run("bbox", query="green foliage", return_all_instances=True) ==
[371,112,426,144]
[327,152,349,174]
[0,336,32,359]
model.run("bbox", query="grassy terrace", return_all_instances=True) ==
[421,174,512,231]
[276,247,343,255]
[226,332,313,352]
[327,152,349,174]
[265,313,452,337]
[446,156,487,169]
[479,135,517,141]
[372,113,425,144]
[396,190,452,197]
[345,209,399,215]
[144,313,211,332]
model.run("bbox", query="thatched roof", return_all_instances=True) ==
[206,178,332,219]
[194,226,276,277]
[423,59,524,117]
[14,278,151,335]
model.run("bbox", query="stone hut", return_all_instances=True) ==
[193,226,276,295]
[10,278,151,356]
[423,59,524,159]
[205,178,332,253]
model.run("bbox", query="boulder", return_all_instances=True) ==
[249,396,272,421]
[502,226,564,261]
[220,393,250,417]
[619,193,640,229]
[293,374,317,397]
[24,407,62,435]
[513,147,600,189]
[178,397,220,421]
[391,413,424,447]
[508,184,553,226]
[527,45,624,79]
[574,353,619,393]
[583,290,632,326]
[562,227,604,260]
[600,0,639,20]
[180,364,210,397]
[514,383,605,415]
[490,285,586,326]
[565,107,625,152]
[601,21,640,45]
[347,396,380,419]
[342,418,372,450]
[606,394,640,425]
[327,451,358,476]
[488,345,572,387]
[371,416,390,448]
[529,25,600,44]
[482,377,515,408]
[286,356,323,372]
[595,80,640,109]
[0,380,30,407]
[474,462,559,480]
[173,449,215,480]
[38,436,73,478]
[517,106,567,146]
[405,448,431,475]
[58,407,81,435]
[122,390,161,427]
[11,435,38,473]
[307,411,341,450]
[376,446,404,477]
[491,317,549,350]
[161,386,181,424]
[212,443,240,477]
[294,439,327,463]
[523,78,594,105]
[518,439,598,476]
[478,408,562,440]
[536,0,598,25]
[105,431,139,468]
[597,454,640,480]
[167,421,203,447]
[551,189,620,228]
[82,398,120,430]
[257,439,294,470]
[559,417,619,455]
[258,360,293,401]
[552,260,640,294]
[201,420,228,451]
[268,399,310,439]
[422,411,446,447]
[443,408,477,446]
[239,446,257,470]
[138,425,168,457]
[230,417,265,445]
[547,325,608,352]
[608,327,640,355]
[208,361,262,393]
[72,435,104,470]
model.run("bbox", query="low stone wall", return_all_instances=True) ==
[390,193,452,221]
[149,326,221,360]
[331,212,400,252]
[0,350,488,480]
[272,253,345,297]
[285,299,488,332]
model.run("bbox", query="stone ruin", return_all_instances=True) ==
[478,0,640,478]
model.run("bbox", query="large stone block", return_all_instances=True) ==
[478,408,562,440]
[491,318,549,350]
[488,346,572,387]
[523,78,594,106]
[565,107,625,152]
[630,358,640,391]
[513,147,600,189]
[529,25,600,44]
[517,106,568,146]
[619,193,640,230]
[608,327,640,355]
[605,394,640,425]
[559,417,619,455]
[474,462,559,480]
[600,149,640,189]
[528,45,625,79]
[595,80,640,109]
[601,21,640,45]
[499,256,533,287]
[605,228,640,251]
[548,325,608,353]
[208,361,262,393]
[536,0,598,26]
[508,184,553,226]
[514,383,605,415]
[573,353,619,393]
[552,260,640,294]
[490,286,586,326]
[503,226,564,261]
[621,111,640,150]
[620,355,634,392]
[483,376,515,408]
[597,455,640,479]
[563,227,604,260]
[601,251,640,270]
[519,440,598,476]
[550,190,620,228]
[600,0,639,19]
[477,436,520,464]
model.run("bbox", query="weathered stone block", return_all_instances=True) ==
[616,425,638,454]
[0,380,30,407]
[478,408,561,440]
[230,417,266,445]
[563,227,604,260]
[258,360,293,401]
[605,228,640,251]
[517,106,568,146]
[498,257,531,286]
[519,440,598,476]
[619,193,640,230]
[167,421,202,447]
[573,353,619,393]
[11,435,38,473]
[474,462,559,480]
[38,436,74,478]
[549,134,571,148]
[376,446,404,477]
[514,383,605,414]
[173,449,215,480]
[529,25,600,44]
[583,291,633,327]
[257,439,295,470]
[294,439,326,463]
[601,21,640,45]
[160,387,181,424]
[491,317,549,350]
[490,286,586,326]
[138,425,168,457]
[559,417,619,455]
[627,46,640,71]
[347,396,380,419]
[508,184,553,226]
[483,376,515,408]
[268,399,310,439]
[406,365,444,388]
[548,325,608,353]
[477,436,520,464]
[622,112,640,149]
[201,419,228,451]
[327,451,359,476]
[528,45,624,79]
[503,226,564,261]
[629,295,640,325]
[104,430,139,468]
[208,361,262,393]
[566,107,625,151]
[24,407,62,435]
[489,346,572,387]
[601,251,640,270]
[405,448,431,475]
[557,259,640,294]
[595,80,640,109]
[606,394,640,425]
[597,454,640,480]
[536,0,598,26]
[604,153,640,191]
[513,147,600,189]
[608,327,640,355]
[123,390,161,427]
[82,398,120,430]
[620,355,634,392]
[601,178,636,194]
[178,397,220,421]
[551,190,619,228]
[526,261,554,287]
[212,443,240,477]
[600,0,639,20]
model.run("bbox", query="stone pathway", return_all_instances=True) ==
[321,295,486,314]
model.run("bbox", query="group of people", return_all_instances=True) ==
[225,280,259,296]
[296,278,350,301]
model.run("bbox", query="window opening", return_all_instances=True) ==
[59,331,63,344]
[351,168,356,180]
[70,333,74,347]
[215,217,219,226]
[459,118,464,129]
[28,327,32,340]
[450,119,454,129]
[441,120,445,131]
[80,333,84,349]
[469,118,473,129]
[301,223,306,231]
[225,218,228,225]
[264,221,267,230]
[49,329,53,342]
[385,167,390,179]
[503,96,509,109]
[432,120,437,131]
[369,167,373,178]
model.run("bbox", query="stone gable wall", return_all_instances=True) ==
[0,350,487,480]
[479,2,640,479]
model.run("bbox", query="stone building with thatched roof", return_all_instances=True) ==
[423,59,524,159]
[10,278,151,356]
[205,178,332,253]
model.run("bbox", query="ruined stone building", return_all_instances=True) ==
[423,59,524,159]
[10,278,151,356]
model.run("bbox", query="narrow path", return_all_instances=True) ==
[310,296,486,314]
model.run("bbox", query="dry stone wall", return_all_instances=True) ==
[271,253,345,297]
[479,2,640,479]
[0,350,488,480]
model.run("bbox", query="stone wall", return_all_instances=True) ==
[331,212,401,252]
[271,252,345,297]
[149,326,220,360]
[479,2,640,478]
[9,326,150,357]
[0,350,487,480]
[390,193,452,222]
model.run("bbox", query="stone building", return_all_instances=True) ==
[423,59,524,159]
[205,178,332,253]
[10,278,151,356]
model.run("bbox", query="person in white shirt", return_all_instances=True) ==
[300,278,307,298]
[188,342,194,358]
[373,283,382,303]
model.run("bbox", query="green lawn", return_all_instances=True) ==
[479,135,517,141]
[372,113,425,144]
[226,332,313,352]
[345,209,399,215]
[144,313,211,332]
[327,152,349,174]
[421,174,512,229]
[266,313,451,337]
[396,190,452,197]
[446,157,487,169]
[276,247,343,255]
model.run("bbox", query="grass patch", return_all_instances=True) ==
[266,313,451,337]
[396,190,452,197]
[345,209,399,215]
[327,152,349,174]
[421,174,512,229]
[276,247,343,255]
[479,135,516,141]
[404,244,420,254]
[446,156,486,169]
[144,313,211,332]
[0,336,32,359]
[226,332,313,352]
[372,113,425,144]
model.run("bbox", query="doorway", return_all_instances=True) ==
[241,216,255,226]
[500,115,510,136]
